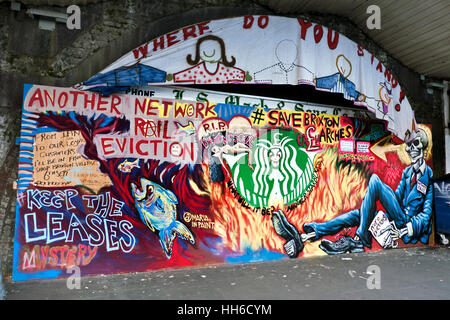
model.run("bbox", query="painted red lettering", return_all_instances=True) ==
[133,44,148,59]
[153,36,165,52]
[218,122,226,130]
[69,90,83,105]
[116,138,126,153]
[243,15,254,29]
[357,44,364,56]
[376,61,383,73]
[84,93,96,110]
[110,95,121,115]
[327,29,339,49]
[182,25,197,40]
[57,92,68,108]
[313,25,323,43]
[135,98,146,114]
[97,95,108,111]
[166,31,180,47]
[101,138,115,156]
[28,88,44,107]
[203,103,216,118]
[399,89,405,102]
[161,100,172,117]
[258,16,269,28]
[384,69,392,82]
[76,244,87,266]
[134,118,146,136]
[44,89,55,106]
[136,140,148,156]
[195,102,205,118]
[391,77,398,89]
[197,21,210,35]
[297,19,312,40]
[146,99,159,116]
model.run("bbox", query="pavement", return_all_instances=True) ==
[3,245,450,300]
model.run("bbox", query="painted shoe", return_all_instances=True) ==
[272,210,304,258]
[319,236,365,255]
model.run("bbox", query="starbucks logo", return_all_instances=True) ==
[221,129,316,208]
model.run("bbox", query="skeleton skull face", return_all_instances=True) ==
[405,135,424,164]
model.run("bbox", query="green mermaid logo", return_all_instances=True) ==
[220,129,316,208]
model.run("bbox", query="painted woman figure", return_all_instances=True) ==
[171,35,250,84]
[267,146,284,206]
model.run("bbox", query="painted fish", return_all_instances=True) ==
[175,120,195,136]
[131,178,195,258]
[118,159,140,173]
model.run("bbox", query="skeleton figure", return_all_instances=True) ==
[405,129,427,165]
[297,128,433,255]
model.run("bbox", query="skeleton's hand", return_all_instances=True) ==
[377,224,407,248]
[398,227,408,239]
[386,227,408,248]
[390,228,402,241]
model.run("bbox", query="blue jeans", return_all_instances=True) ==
[304,174,408,248]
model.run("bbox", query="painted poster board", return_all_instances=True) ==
[13,84,433,281]
[79,15,417,144]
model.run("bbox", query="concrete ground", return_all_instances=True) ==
[3,245,450,300]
